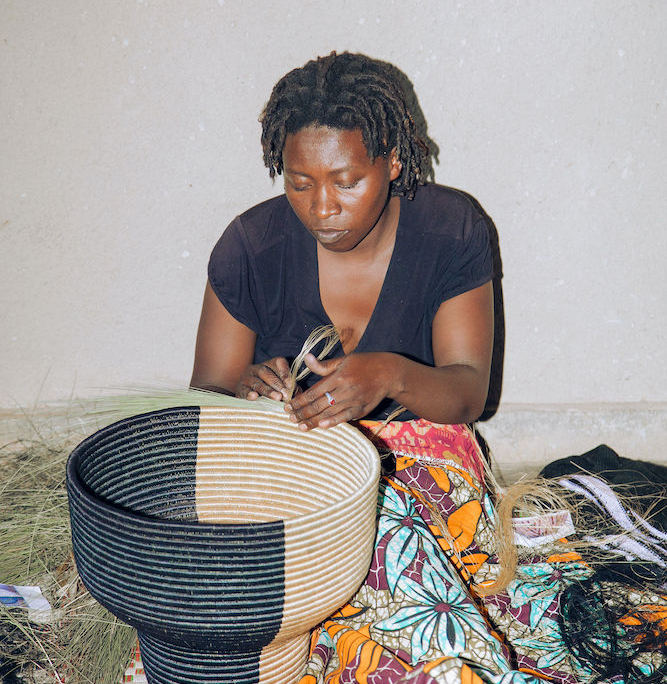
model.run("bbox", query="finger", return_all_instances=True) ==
[313,405,357,429]
[287,387,349,427]
[303,353,344,377]
[274,358,293,382]
[239,367,284,401]
[285,383,335,415]
[257,364,295,400]
[271,357,294,399]
[236,384,259,400]
[296,404,357,431]
[236,378,265,401]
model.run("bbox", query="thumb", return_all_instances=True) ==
[304,352,343,377]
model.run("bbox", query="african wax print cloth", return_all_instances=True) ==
[296,419,667,684]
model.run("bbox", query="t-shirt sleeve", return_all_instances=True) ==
[433,213,493,309]
[207,217,262,333]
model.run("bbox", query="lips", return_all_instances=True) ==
[312,228,349,244]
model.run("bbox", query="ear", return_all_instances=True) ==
[388,148,402,181]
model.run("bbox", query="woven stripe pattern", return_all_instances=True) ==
[67,405,379,684]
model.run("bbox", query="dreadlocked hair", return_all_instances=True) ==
[260,51,429,199]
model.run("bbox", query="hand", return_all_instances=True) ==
[285,352,397,430]
[236,357,294,402]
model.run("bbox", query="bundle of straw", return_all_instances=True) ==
[0,426,136,684]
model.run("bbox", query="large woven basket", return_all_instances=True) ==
[66,404,380,684]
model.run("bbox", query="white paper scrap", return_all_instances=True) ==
[513,510,575,547]
[0,583,52,614]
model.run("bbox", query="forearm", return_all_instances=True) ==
[286,350,490,430]
[385,353,490,424]
[190,282,260,397]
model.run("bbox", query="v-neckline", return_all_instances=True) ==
[311,198,405,354]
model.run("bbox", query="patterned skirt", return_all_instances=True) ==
[297,419,667,684]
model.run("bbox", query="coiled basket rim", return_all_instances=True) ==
[67,404,381,531]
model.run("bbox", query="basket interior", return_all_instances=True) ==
[75,406,379,524]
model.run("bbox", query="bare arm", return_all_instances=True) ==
[285,281,494,428]
[191,281,295,400]
[190,281,257,394]
[390,280,494,422]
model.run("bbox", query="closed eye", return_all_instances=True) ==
[286,178,311,192]
[337,180,359,189]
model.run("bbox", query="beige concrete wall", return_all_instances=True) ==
[2,1,666,459]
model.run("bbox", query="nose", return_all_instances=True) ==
[310,185,341,219]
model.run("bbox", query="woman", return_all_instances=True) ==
[191,51,494,433]
[190,53,563,684]
[187,53,667,684]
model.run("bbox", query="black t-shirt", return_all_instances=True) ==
[208,183,493,420]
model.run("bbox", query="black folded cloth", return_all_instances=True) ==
[540,444,667,531]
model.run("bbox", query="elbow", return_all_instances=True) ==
[448,366,491,424]
[464,383,491,423]
[450,375,490,424]
[459,397,487,424]
[424,393,487,426]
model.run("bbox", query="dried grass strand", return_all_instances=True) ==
[0,434,136,684]
[287,325,341,399]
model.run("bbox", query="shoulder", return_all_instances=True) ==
[237,193,291,226]
[231,194,295,250]
[396,184,493,297]
[211,194,296,259]
[402,184,486,240]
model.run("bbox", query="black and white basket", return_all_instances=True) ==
[67,404,380,684]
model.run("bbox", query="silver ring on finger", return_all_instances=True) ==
[324,391,336,407]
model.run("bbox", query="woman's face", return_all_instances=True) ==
[282,126,402,252]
